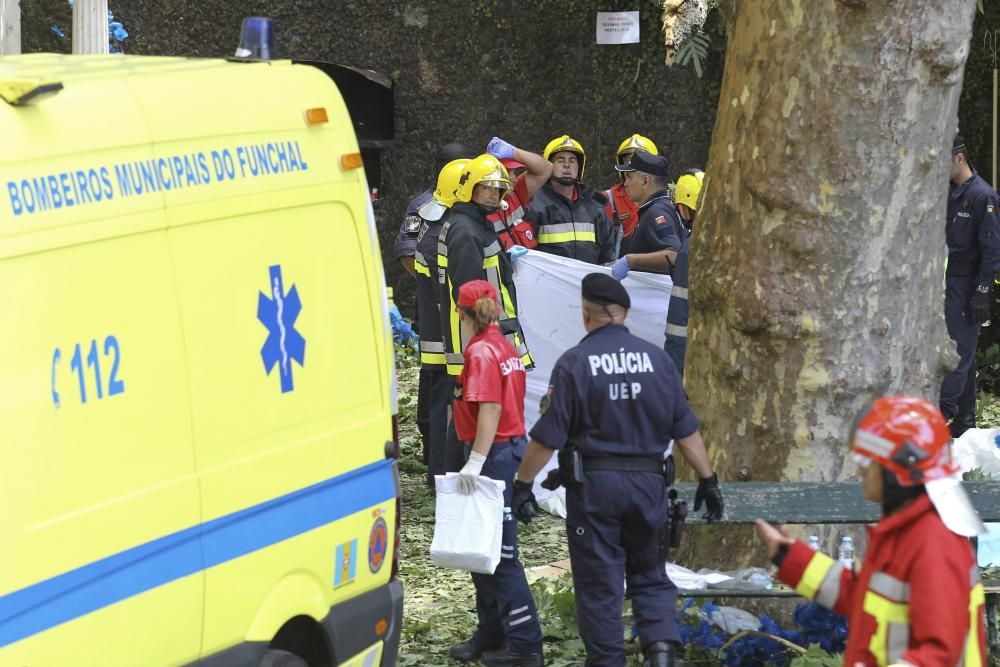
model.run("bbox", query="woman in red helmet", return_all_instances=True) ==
[756,396,987,666]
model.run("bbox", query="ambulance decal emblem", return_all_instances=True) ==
[257,264,306,392]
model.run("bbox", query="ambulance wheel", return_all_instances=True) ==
[259,649,309,667]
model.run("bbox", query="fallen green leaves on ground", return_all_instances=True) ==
[391,348,857,666]
[393,350,646,665]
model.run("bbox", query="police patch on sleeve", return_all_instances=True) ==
[655,215,666,226]
[403,214,423,233]
[539,386,554,415]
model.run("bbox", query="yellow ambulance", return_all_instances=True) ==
[0,53,402,666]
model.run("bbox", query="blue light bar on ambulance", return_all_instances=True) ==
[234,17,274,60]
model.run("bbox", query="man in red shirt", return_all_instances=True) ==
[485,137,552,253]
[756,396,987,666]
[449,280,543,667]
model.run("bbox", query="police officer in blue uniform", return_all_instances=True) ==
[510,273,724,667]
[941,136,1000,437]
[609,150,684,281]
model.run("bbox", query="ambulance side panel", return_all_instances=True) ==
[0,77,202,665]
[125,63,399,662]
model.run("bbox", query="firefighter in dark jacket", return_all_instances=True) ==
[438,154,532,375]
[438,154,533,471]
[413,158,470,485]
[528,135,616,264]
[940,135,1000,437]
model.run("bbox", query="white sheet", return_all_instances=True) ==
[512,250,673,500]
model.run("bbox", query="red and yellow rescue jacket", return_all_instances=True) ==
[489,175,538,251]
[604,182,639,240]
[776,495,986,666]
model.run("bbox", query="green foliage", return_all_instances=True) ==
[958,5,1000,186]
[975,390,1000,426]
[674,32,712,79]
[788,644,844,667]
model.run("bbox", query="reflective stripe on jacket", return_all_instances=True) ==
[490,190,538,251]
[664,236,690,375]
[527,182,615,264]
[415,217,446,368]
[437,202,532,376]
[776,495,986,666]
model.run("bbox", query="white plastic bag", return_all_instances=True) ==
[951,427,1000,475]
[430,473,506,574]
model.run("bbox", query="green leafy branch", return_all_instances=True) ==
[673,31,712,78]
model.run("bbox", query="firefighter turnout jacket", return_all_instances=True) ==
[414,217,447,368]
[437,202,532,375]
[775,495,986,666]
[528,182,616,264]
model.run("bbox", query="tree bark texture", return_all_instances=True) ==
[680,0,977,565]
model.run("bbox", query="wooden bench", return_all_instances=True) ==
[671,481,1000,652]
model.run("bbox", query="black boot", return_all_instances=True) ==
[643,641,676,667]
[949,414,975,439]
[448,637,502,662]
[481,646,544,667]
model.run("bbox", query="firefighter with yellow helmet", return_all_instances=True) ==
[437,156,544,665]
[664,169,704,376]
[413,158,470,486]
[437,154,533,379]
[673,169,704,233]
[604,134,659,257]
[527,135,616,264]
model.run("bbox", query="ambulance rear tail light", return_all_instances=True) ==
[341,152,364,171]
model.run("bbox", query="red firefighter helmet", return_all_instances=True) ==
[850,396,958,486]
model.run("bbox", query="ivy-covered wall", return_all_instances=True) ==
[961,3,1000,188]
[19,0,726,314]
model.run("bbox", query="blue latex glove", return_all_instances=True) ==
[611,256,630,281]
[389,304,419,348]
[488,136,516,160]
[507,244,528,264]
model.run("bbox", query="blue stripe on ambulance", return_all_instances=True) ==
[0,458,395,648]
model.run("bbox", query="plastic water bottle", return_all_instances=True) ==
[807,535,820,551]
[838,536,855,569]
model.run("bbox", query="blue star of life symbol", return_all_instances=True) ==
[257,265,305,392]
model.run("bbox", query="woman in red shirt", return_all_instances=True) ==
[448,280,543,667]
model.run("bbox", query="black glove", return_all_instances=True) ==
[511,478,539,524]
[970,285,991,324]
[694,473,724,522]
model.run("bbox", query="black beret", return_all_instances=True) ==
[582,273,631,308]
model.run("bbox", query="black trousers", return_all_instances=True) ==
[421,367,452,486]
[940,276,981,436]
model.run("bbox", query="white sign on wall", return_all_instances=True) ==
[596,11,640,45]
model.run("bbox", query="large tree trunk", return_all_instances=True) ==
[681,0,977,568]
